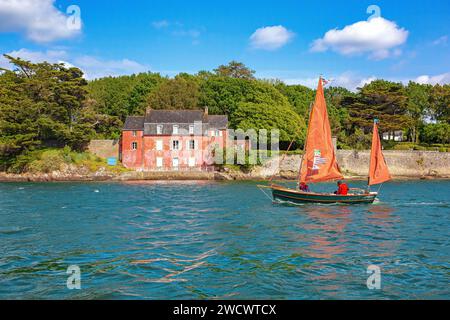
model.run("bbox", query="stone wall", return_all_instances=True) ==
[337,150,450,177]
[251,151,450,178]
[88,140,119,159]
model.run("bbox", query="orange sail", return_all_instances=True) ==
[369,120,392,185]
[300,78,343,183]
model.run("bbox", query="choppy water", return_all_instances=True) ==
[0,180,449,300]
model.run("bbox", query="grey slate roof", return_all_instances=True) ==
[207,115,228,129]
[145,110,205,123]
[123,116,144,130]
[123,110,228,134]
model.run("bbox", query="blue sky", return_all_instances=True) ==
[0,0,449,90]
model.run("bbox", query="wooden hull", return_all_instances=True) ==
[270,185,377,204]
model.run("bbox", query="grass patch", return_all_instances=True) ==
[8,146,129,174]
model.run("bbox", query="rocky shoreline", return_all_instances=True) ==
[0,170,448,183]
[2,151,450,182]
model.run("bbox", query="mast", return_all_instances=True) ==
[297,100,314,188]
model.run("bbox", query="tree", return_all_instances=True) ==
[232,101,306,146]
[275,83,315,119]
[342,80,412,136]
[0,55,95,170]
[430,84,450,123]
[87,72,164,121]
[406,82,432,143]
[324,86,353,135]
[214,61,255,80]
[420,122,450,144]
[147,74,200,110]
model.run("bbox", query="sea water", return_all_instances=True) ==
[0,180,448,299]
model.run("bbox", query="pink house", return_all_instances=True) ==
[121,109,228,170]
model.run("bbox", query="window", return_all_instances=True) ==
[156,140,163,151]
[210,130,215,137]
[157,125,163,135]
[172,157,179,168]
[189,125,194,135]
[215,129,220,137]
[173,125,179,135]
[189,140,195,150]
[131,142,138,150]
[156,157,163,167]
[189,157,196,167]
[172,140,179,150]
[132,130,137,137]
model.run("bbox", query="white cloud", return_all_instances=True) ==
[0,48,149,80]
[172,29,201,38]
[250,25,294,50]
[152,20,169,29]
[432,35,448,46]
[414,73,450,85]
[73,56,149,79]
[282,73,378,91]
[0,0,82,43]
[4,48,68,62]
[311,17,408,60]
[281,71,450,92]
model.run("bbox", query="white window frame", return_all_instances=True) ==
[172,157,179,169]
[189,157,196,167]
[156,125,163,135]
[156,157,163,168]
[132,130,137,137]
[173,125,179,135]
[131,142,138,150]
[189,140,196,150]
[172,140,180,150]
[156,140,163,151]
[189,125,194,135]
[215,129,220,137]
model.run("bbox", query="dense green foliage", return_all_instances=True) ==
[0,56,98,171]
[1,58,449,172]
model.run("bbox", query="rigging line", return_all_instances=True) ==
[257,185,274,201]
[268,123,307,184]
[377,183,383,194]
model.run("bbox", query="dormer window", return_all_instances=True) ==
[189,125,194,135]
[173,125,179,135]
[157,125,163,135]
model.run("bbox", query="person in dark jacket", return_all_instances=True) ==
[299,182,310,192]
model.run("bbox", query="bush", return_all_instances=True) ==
[420,123,450,144]
[393,144,414,151]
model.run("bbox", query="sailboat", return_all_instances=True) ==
[260,77,391,205]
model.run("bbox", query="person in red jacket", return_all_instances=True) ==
[335,181,349,195]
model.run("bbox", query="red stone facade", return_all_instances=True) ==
[121,110,228,171]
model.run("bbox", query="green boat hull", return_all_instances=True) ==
[271,186,377,204]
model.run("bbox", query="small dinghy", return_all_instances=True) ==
[259,77,391,205]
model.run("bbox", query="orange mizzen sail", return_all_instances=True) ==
[300,78,343,184]
[369,120,391,186]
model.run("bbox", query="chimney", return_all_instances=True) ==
[204,106,209,116]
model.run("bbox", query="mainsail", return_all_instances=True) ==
[369,120,392,185]
[300,78,344,183]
